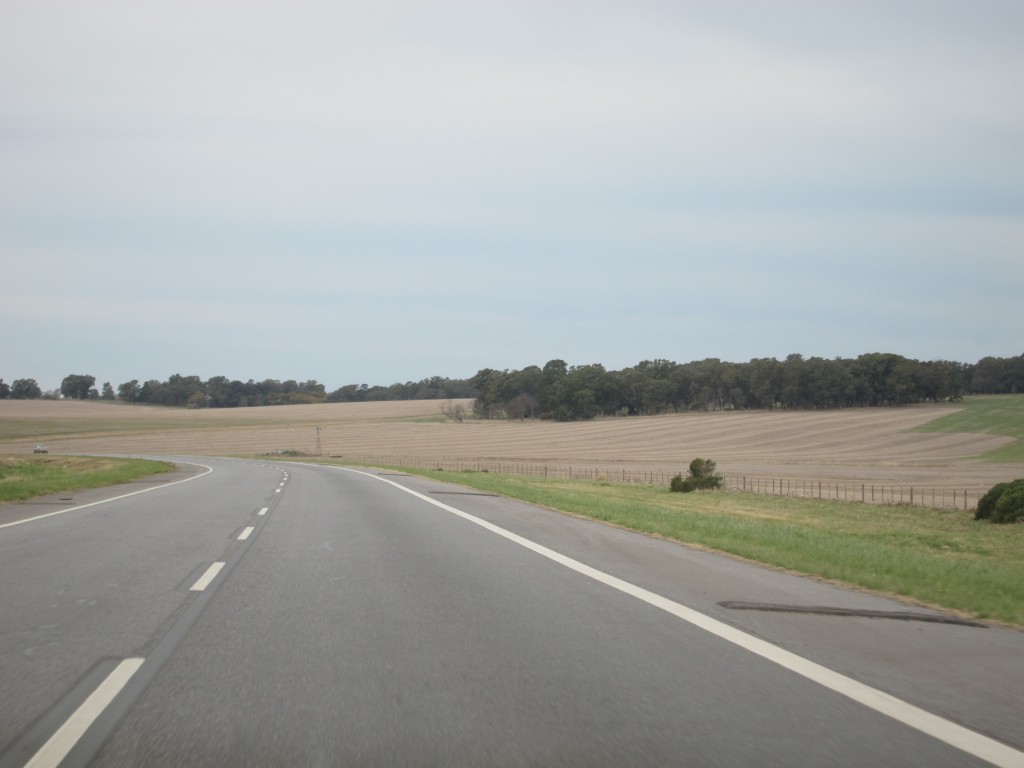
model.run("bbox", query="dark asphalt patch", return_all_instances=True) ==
[719,601,987,628]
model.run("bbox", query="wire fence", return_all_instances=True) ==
[346,457,983,511]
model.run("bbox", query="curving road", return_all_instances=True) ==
[0,458,1021,767]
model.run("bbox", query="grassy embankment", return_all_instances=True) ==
[0,455,174,504]
[370,395,1024,627]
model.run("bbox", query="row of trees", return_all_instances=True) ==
[2,353,1020,416]
[0,373,475,408]
[470,353,1024,421]
[0,379,45,399]
[327,377,476,403]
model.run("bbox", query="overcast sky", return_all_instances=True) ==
[3,1,1022,392]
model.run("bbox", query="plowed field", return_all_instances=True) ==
[1,398,1020,492]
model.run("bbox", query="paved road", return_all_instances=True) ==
[0,458,1021,767]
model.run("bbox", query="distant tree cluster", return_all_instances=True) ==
[0,373,475,408]
[325,376,476,403]
[470,353,1024,421]
[113,375,330,408]
[0,379,43,399]
[1,353,1020,414]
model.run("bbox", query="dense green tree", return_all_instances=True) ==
[118,380,140,402]
[10,379,42,399]
[546,364,615,420]
[748,357,782,408]
[1007,355,1024,394]
[971,356,1006,393]
[60,374,96,400]
[618,360,683,415]
[669,366,693,411]
[0,379,9,399]
[327,383,366,403]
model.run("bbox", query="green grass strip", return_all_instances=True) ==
[0,455,174,503]
[368,465,1024,628]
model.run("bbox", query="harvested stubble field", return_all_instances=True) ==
[0,397,1021,495]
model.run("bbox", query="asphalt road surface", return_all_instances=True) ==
[0,457,1022,767]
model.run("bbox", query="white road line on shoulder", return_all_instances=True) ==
[190,562,226,591]
[24,658,145,768]
[0,463,215,530]
[347,467,1024,768]
[257,507,269,516]
[237,526,254,541]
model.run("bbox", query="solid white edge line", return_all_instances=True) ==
[190,562,226,592]
[0,462,215,530]
[237,526,254,541]
[24,657,145,768]
[343,466,1024,768]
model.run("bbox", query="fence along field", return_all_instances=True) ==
[1,397,1021,512]
[352,459,986,511]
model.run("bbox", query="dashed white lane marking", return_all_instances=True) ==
[25,658,145,768]
[257,507,269,516]
[190,562,226,592]
[237,526,254,541]
[346,466,1024,768]
[274,488,282,494]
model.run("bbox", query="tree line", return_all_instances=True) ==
[469,353,1024,421]
[0,373,476,408]
[1,353,1020,417]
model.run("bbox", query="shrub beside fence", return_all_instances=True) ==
[347,457,983,511]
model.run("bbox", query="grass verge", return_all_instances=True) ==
[915,394,1024,462]
[370,464,1024,628]
[0,455,174,503]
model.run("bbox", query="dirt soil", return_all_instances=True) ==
[0,399,1020,491]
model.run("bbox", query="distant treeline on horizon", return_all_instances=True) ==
[2,352,1022,421]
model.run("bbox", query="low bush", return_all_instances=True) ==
[991,480,1024,524]
[975,482,1009,520]
[670,457,723,493]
